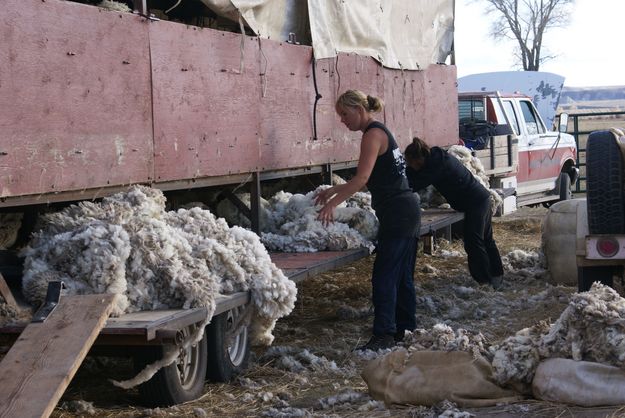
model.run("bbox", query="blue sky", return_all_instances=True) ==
[454,0,624,87]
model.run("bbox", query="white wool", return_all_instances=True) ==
[448,145,503,212]
[260,187,377,253]
[263,406,312,417]
[97,0,132,12]
[21,186,296,348]
[214,193,275,231]
[318,390,367,409]
[503,249,544,271]
[261,346,339,373]
[403,324,490,359]
[0,213,23,249]
[491,283,625,386]
[60,400,97,416]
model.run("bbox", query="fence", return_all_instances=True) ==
[565,110,625,193]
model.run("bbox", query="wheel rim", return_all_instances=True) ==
[226,306,248,367]
[176,325,203,390]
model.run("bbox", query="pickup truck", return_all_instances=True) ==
[458,91,578,211]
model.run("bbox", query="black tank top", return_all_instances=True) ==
[365,121,420,238]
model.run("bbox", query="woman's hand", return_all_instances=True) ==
[317,202,337,226]
[314,187,335,207]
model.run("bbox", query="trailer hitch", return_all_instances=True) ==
[32,281,65,323]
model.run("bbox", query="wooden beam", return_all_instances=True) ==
[0,273,17,310]
[0,294,116,418]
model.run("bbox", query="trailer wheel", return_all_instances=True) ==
[206,305,250,382]
[586,130,625,234]
[578,266,615,292]
[135,324,207,407]
[558,172,572,201]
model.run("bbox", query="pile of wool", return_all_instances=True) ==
[0,213,23,249]
[448,145,503,211]
[20,185,296,346]
[97,0,132,12]
[402,323,491,360]
[491,283,625,387]
[260,187,378,253]
[214,193,276,232]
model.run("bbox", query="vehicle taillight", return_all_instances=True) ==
[596,237,620,258]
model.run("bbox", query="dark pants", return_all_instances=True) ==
[463,198,504,284]
[371,236,418,336]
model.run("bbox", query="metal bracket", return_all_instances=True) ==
[32,281,64,323]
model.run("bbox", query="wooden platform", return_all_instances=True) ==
[0,294,116,418]
[0,209,463,346]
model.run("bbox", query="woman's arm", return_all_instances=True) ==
[316,129,385,225]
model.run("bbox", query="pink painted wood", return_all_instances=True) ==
[150,22,262,181]
[0,0,153,200]
[0,0,458,205]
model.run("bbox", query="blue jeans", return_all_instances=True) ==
[371,236,418,336]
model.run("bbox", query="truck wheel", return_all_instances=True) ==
[578,266,615,292]
[558,172,572,201]
[586,130,625,234]
[206,305,250,382]
[135,324,207,407]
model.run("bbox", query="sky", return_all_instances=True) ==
[454,0,624,88]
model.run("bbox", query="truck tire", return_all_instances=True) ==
[206,305,250,382]
[578,266,615,292]
[586,130,625,234]
[558,172,572,201]
[135,325,208,407]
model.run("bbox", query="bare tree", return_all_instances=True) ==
[482,0,574,71]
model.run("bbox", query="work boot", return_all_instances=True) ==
[490,275,504,290]
[394,330,406,343]
[355,334,395,351]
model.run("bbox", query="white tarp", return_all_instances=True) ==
[199,0,454,70]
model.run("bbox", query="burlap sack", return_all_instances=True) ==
[361,349,522,407]
[533,358,625,406]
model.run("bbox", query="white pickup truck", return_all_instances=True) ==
[458,91,579,211]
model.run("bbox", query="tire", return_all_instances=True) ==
[206,305,251,382]
[578,266,615,292]
[558,172,572,201]
[586,130,625,234]
[135,324,208,407]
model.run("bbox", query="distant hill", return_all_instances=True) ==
[559,86,625,112]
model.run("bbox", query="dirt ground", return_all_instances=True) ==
[48,206,625,417]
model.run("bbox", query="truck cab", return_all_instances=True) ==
[458,92,578,208]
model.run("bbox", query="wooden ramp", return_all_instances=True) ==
[0,294,116,418]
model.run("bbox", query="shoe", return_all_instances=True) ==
[394,330,406,343]
[490,275,504,290]
[355,334,395,351]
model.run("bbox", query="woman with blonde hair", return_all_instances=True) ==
[315,89,421,351]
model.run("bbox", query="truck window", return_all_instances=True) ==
[458,99,485,121]
[519,100,545,135]
[501,101,520,135]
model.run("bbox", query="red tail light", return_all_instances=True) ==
[597,237,619,258]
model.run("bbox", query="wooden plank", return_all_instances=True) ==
[0,273,17,310]
[0,294,116,418]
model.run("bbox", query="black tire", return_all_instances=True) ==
[558,172,572,201]
[135,325,208,407]
[578,266,615,292]
[206,305,250,382]
[586,130,625,234]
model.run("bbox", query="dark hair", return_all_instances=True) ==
[404,137,430,162]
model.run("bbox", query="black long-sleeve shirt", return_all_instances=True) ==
[406,146,490,212]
